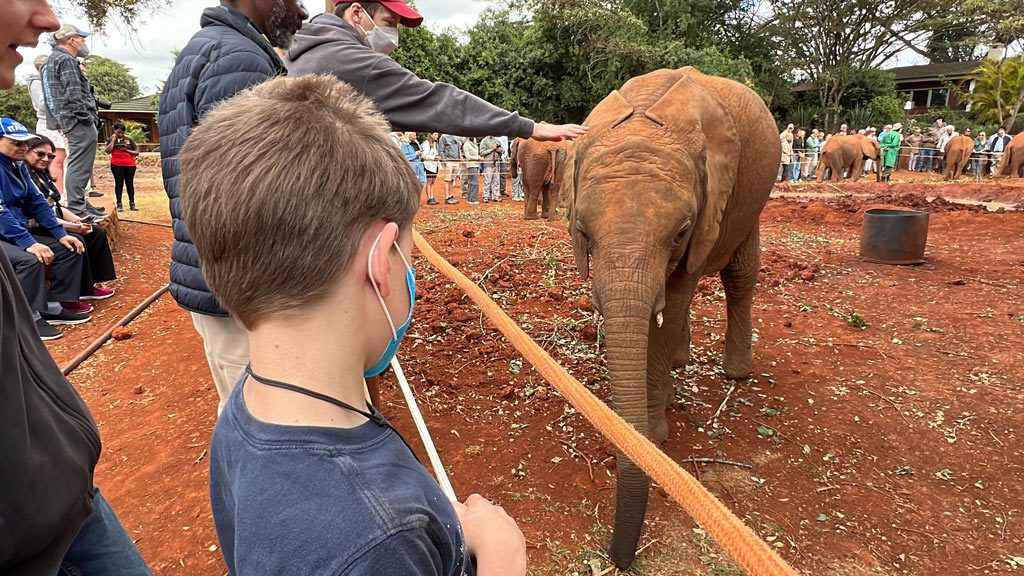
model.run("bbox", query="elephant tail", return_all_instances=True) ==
[510,139,519,178]
[544,149,558,185]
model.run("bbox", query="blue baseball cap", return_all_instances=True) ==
[0,118,35,142]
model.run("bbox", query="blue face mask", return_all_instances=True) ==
[364,234,416,378]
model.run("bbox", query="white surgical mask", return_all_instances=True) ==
[358,19,399,55]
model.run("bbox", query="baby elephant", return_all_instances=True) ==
[566,66,778,570]
[943,135,974,180]
[510,137,571,220]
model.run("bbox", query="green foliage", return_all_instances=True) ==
[662,46,755,86]
[74,0,167,30]
[868,94,904,126]
[84,56,140,103]
[969,57,1024,130]
[122,120,148,143]
[391,25,464,88]
[841,106,873,131]
[0,84,36,128]
[786,103,821,129]
[840,68,896,111]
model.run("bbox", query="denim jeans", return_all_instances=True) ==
[790,156,801,181]
[57,487,152,576]
[908,152,918,171]
[921,148,935,172]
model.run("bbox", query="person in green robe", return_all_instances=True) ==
[879,122,903,182]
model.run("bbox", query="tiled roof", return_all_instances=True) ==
[887,60,983,81]
[106,94,158,113]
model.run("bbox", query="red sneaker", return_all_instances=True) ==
[82,286,115,300]
[61,301,94,314]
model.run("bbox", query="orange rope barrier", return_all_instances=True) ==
[412,230,799,576]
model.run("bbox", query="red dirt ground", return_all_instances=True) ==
[49,168,1023,575]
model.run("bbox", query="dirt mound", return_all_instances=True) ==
[861,192,989,213]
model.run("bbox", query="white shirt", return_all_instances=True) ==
[420,138,439,172]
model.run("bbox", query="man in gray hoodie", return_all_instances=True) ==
[285,0,585,150]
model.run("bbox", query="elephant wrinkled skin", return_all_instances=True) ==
[997,132,1024,178]
[817,134,881,182]
[943,135,974,180]
[511,137,572,219]
[566,67,778,570]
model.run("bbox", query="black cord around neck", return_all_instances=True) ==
[243,365,420,462]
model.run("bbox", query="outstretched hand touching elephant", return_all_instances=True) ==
[566,67,779,570]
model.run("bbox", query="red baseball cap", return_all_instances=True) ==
[335,0,423,28]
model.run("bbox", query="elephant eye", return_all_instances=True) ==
[672,219,693,247]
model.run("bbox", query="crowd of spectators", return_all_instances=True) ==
[396,132,521,205]
[1,115,116,342]
[1,20,127,343]
[778,118,1017,181]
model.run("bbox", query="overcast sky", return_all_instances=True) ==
[14,0,491,95]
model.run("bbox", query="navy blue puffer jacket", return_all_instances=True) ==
[159,6,285,316]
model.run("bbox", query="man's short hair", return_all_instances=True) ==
[179,74,420,329]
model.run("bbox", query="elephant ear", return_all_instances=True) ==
[566,91,635,280]
[861,136,877,159]
[644,71,739,275]
[565,144,589,279]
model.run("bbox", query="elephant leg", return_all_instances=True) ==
[650,278,697,442]
[540,184,552,219]
[720,226,760,379]
[523,179,539,220]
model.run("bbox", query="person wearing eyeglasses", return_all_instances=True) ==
[27,134,117,301]
[0,117,90,339]
[104,121,140,211]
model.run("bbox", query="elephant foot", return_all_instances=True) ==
[722,349,753,380]
[524,213,539,220]
[672,346,690,369]
[541,212,551,219]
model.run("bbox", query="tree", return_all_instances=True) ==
[768,0,950,130]
[62,0,165,30]
[84,55,140,103]
[0,84,36,128]
[970,57,1024,130]
[962,0,1024,130]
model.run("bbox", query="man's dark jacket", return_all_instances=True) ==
[0,249,100,575]
[159,6,284,316]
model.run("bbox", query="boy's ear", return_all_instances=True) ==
[368,222,400,298]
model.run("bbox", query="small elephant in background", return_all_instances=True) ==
[943,135,974,180]
[997,132,1024,178]
[817,134,881,182]
[510,137,571,219]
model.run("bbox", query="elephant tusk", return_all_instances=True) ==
[656,312,664,327]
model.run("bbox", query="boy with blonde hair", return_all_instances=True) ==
[179,74,526,575]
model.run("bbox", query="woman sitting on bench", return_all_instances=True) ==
[25,135,116,302]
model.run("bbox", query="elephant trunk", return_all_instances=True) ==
[596,273,658,570]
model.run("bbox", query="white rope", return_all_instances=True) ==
[391,356,457,501]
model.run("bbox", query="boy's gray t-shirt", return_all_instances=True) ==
[210,380,470,575]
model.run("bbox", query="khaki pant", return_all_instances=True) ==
[191,312,250,414]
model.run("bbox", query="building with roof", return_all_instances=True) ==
[98,94,159,148]
[887,60,980,114]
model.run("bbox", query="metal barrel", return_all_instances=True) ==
[859,208,930,265]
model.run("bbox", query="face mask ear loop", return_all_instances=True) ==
[392,240,415,325]
[368,231,399,340]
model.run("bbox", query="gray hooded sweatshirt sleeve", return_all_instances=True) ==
[285,14,534,139]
